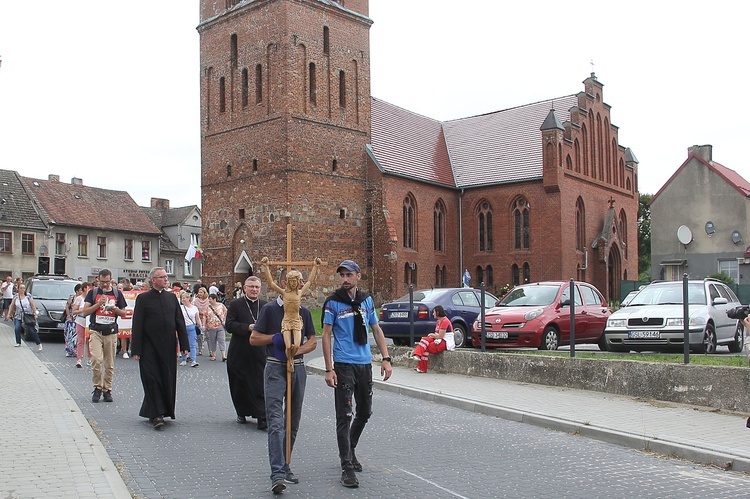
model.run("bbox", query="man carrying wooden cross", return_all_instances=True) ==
[251,258,320,494]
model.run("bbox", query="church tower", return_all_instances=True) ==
[197,0,372,292]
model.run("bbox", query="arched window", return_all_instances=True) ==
[574,139,581,173]
[486,265,494,286]
[523,262,531,283]
[597,113,604,181]
[434,200,445,252]
[512,264,520,286]
[620,209,628,259]
[611,139,618,186]
[566,154,573,170]
[619,159,625,188]
[404,263,411,285]
[241,68,249,107]
[581,125,589,176]
[576,197,586,251]
[403,194,416,249]
[477,201,493,252]
[255,64,263,103]
[230,34,238,67]
[323,26,330,55]
[476,266,484,286]
[309,62,317,105]
[219,77,226,113]
[442,265,447,287]
[513,197,530,250]
[435,265,446,287]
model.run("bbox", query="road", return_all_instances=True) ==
[37,338,750,498]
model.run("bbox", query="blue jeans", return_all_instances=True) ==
[15,318,41,345]
[264,361,306,482]
[333,362,373,470]
[181,325,197,362]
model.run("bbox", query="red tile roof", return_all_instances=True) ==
[22,176,161,235]
[370,95,578,189]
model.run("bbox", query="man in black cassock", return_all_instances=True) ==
[226,276,268,429]
[131,267,189,429]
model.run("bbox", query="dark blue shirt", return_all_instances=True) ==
[254,298,315,359]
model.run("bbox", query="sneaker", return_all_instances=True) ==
[340,468,359,488]
[236,416,247,424]
[746,417,750,429]
[271,479,286,494]
[411,355,420,361]
[190,361,199,367]
[92,388,102,403]
[76,360,82,368]
[179,360,187,366]
[123,352,129,359]
[257,418,268,430]
[86,360,91,367]
[284,470,299,484]
[103,390,113,403]
[351,450,363,472]
[151,417,165,429]
[14,343,20,347]
[38,344,43,351]
[414,368,426,373]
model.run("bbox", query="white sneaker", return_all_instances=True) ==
[38,344,43,351]
[123,352,129,359]
[179,360,187,366]
[190,361,199,367]
[14,343,20,347]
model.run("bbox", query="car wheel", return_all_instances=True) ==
[453,324,467,349]
[695,324,717,354]
[539,326,559,350]
[597,333,608,351]
[728,322,745,353]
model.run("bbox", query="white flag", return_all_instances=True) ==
[185,245,196,261]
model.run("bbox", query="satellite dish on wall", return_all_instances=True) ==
[732,230,743,244]
[705,221,715,236]
[677,225,693,245]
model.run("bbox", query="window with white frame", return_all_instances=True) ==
[124,239,133,260]
[142,241,151,262]
[184,259,193,276]
[718,260,739,282]
[190,233,200,246]
[97,236,107,258]
[164,259,174,275]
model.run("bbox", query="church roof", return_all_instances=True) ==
[370,97,455,187]
[369,95,578,189]
[21,176,162,235]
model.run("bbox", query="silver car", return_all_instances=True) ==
[604,279,744,354]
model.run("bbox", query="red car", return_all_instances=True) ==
[471,281,611,350]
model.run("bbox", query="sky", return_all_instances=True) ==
[0,1,747,208]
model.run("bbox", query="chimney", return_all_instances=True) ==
[150,197,170,209]
[688,144,712,162]
[49,174,60,182]
[71,177,83,185]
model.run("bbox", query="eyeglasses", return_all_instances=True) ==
[153,275,169,279]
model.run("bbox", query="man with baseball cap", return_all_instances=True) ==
[322,259,392,488]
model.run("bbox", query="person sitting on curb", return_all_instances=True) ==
[411,305,454,373]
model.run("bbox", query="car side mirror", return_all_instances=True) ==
[713,297,728,305]
[559,298,570,307]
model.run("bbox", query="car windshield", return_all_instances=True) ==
[393,289,445,303]
[629,283,706,306]
[497,285,560,307]
[30,282,76,300]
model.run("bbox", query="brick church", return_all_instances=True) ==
[198,0,639,304]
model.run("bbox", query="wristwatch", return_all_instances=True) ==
[382,357,392,363]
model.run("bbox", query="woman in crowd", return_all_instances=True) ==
[193,286,210,356]
[63,289,78,357]
[179,291,202,367]
[8,283,43,350]
[204,293,228,361]
[72,282,91,368]
[232,281,243,300]
[411,305,454,373]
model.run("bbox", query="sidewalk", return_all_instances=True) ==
[307,356,750,473]
[0,322,130,498]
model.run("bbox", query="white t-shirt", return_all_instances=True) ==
[208,285,219,295]
[181,304,200,327]
[2,281,13,299]
[73,295,87,327]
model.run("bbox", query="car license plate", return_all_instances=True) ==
[628,331,660,339]
[57,322,65,329]
[390,311,409,319]
[487,331,509,339]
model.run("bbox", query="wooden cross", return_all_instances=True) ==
[264,223,328,282]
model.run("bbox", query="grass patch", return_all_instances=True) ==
[492,349,748,367]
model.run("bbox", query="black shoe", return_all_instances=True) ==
[257,418,267,430]
[746,417,750,428]
[151,417,165,429]
[351,450,363,472]
[103,390,113,403]
[236,416,247,424]
[271,479,286,494]
[92,388,102,403]
[340,468,359,488]
[284,470,299,484]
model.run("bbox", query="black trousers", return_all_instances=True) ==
[333,362,373,469]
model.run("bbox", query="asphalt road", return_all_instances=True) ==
[36,338,750,498]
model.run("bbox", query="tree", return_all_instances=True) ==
[638,193,652,279]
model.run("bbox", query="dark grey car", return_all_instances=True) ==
[23,275,79,340]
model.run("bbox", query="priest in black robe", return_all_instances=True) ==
[225,276,268,429]
[131,267,189,429]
